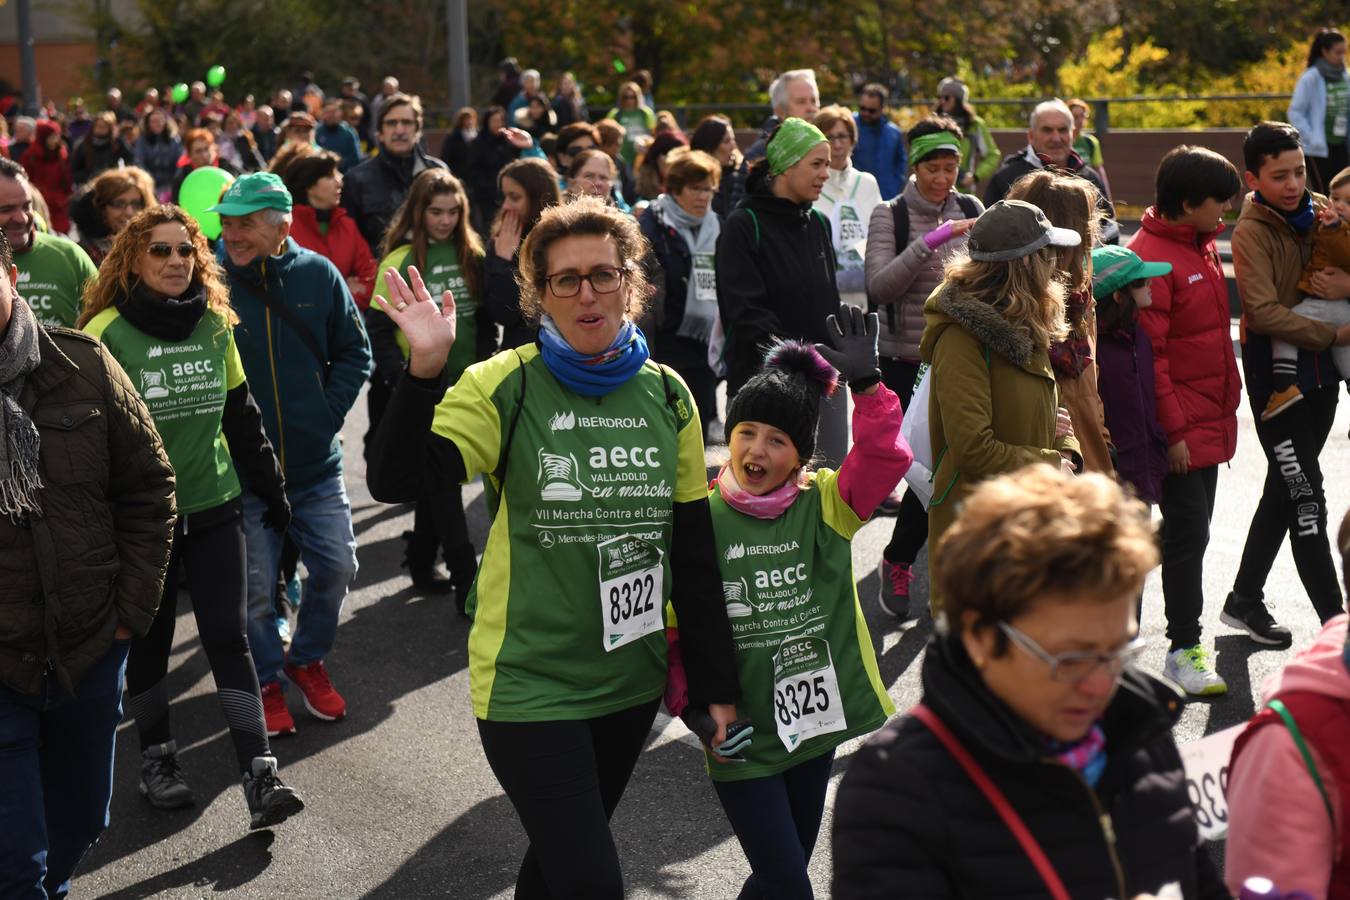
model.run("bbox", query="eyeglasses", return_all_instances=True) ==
[107,199,146,211]
[997,621,1145,684]
[545,266,624,298]
[827,133,853,144]
[562,143,595,157]
[859,105,882,115]
[146,242,194,259]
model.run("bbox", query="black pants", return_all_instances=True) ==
[124,501,270,773]
[1312,143,1350,195]
[408,479,478,589]
[477,698,660,899]
[1234,386,1344,621]
[879,357,928,565]
[1160,465,1219,650]
[654,333,720,432]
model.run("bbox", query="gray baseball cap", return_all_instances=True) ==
[967,199,1082,262]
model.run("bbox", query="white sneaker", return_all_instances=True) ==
[1162,645,1227,697]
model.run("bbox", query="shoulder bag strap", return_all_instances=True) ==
[912,704,1071,900]
[1266,698,1337,830]
[254,277,330,377]
[492,349,528,485]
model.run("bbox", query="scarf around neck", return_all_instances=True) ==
[0,297,44,523]
[1256,190,1317,234]
[1048,723,1108,787]
[652,193,721,341]
[538,314,650,396]
[716,463,801,519]
[1048,291,1093,379]
[118,282,208,342]
[1316,57,1347,82]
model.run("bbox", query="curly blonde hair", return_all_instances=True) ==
[516,195,650,323]
[78,205,236,328]
[941,246,1068,349]
[933,465,1158,652]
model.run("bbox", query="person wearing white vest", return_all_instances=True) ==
[813,106,882,311]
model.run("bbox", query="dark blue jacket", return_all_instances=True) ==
[222,238,372,489]
[316,122,364,172]
[1097,322,1169,504]
[852,115,907,201]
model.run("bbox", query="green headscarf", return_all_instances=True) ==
[766,117,827,176]
[908,131,962,166]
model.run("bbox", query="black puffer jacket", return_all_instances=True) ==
[832,633,1229,900]
[714,166,840,397]
[0,324,175,696]
[341,145,447,254]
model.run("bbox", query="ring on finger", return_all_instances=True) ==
[396,302,408,311]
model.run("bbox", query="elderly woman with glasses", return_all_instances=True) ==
[367,195,741,899]
[813,105,882,311]
[833,465,1226,899]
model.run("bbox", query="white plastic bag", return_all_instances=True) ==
[900,363,935,508]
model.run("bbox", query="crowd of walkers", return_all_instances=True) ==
[3,32,1350,899]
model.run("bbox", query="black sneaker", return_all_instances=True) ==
[139,740,194,809]
[242,755,305,830]
[1220,591,1293,648]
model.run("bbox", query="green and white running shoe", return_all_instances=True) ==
[1162,645,1227,697]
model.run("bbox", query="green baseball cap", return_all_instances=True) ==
[1091,245,1172,299]
[208,172,293,216]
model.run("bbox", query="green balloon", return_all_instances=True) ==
[171,82,189,104]
[206,65,226,88]
[178,166,234,240]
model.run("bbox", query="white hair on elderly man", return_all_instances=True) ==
[769,69,819,115]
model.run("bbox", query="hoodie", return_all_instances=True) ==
[220,237,372,489]
[1226,615,1349,898]
[20,122,73,233]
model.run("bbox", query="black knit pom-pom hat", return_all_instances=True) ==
[724,340,839,461]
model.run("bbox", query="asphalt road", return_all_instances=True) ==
[74,367,1350,899]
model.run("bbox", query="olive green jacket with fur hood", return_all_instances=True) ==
[0,323,176,695]
[920,282,1079,608]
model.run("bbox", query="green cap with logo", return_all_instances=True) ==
[207,171,294,216]
[1090,245,1172,299]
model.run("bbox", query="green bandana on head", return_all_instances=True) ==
[766,117,827,176]
[908,131,962,166]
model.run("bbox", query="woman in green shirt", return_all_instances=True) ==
[605,80,657,168]
[369,169,493,606]
[78,205,303,830]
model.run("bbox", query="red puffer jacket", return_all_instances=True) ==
[289,204,377,310]
[1126,208,1240,470]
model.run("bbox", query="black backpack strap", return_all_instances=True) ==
[254,279,330,379]
[492,350,528,485]
[955,193,981,219]
[873,196,909,337]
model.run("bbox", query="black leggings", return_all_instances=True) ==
[124,501,270,773]
[1234,385,1344,621]
[409,479,478,587]
[477,698,660,899]
[879,357,928,565]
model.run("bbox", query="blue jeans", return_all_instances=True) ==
[712,751,835,900]
[0,639,130,900]
[243,475,358,686]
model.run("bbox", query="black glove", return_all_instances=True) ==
[815,303,882,392]
[680,706,754,758]
[260,494,292,534]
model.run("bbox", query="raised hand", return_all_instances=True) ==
[373,266,456,378]
[815,303,881,390]
[494,209,523,260]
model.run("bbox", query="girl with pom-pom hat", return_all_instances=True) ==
[665,304,912,899]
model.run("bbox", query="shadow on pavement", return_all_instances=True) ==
[96,831,277,898]
[82,527,471,880]
[1205,633,1270,733]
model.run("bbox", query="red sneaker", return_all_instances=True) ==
[284,660,347,721]
[261,681,296,737]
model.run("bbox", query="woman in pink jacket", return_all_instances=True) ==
[1225,507,1350,898]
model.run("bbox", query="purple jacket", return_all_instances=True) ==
[1096,323,1169,504]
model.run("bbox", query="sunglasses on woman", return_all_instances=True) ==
[146,242,194,259]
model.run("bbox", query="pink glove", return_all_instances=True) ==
[662,627,689,718]
[923,220,957,252]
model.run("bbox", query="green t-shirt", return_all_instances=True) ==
[705,469,894,781]
[372,241,479,380]
[432,345,706,721]
[85,306,247,515]
[17,231,99,328]
[608,107,656,166]
[1327,79,1349,147]
[1073,132,1104,168]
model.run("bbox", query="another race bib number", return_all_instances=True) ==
[597,534,665,651]
[1178,724,1240,841]
[838,205,867,246]
[773,635,846,752]
[1336,114,1348,138]
[693,254,717,303]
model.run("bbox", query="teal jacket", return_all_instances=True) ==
[221,238,372,489]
